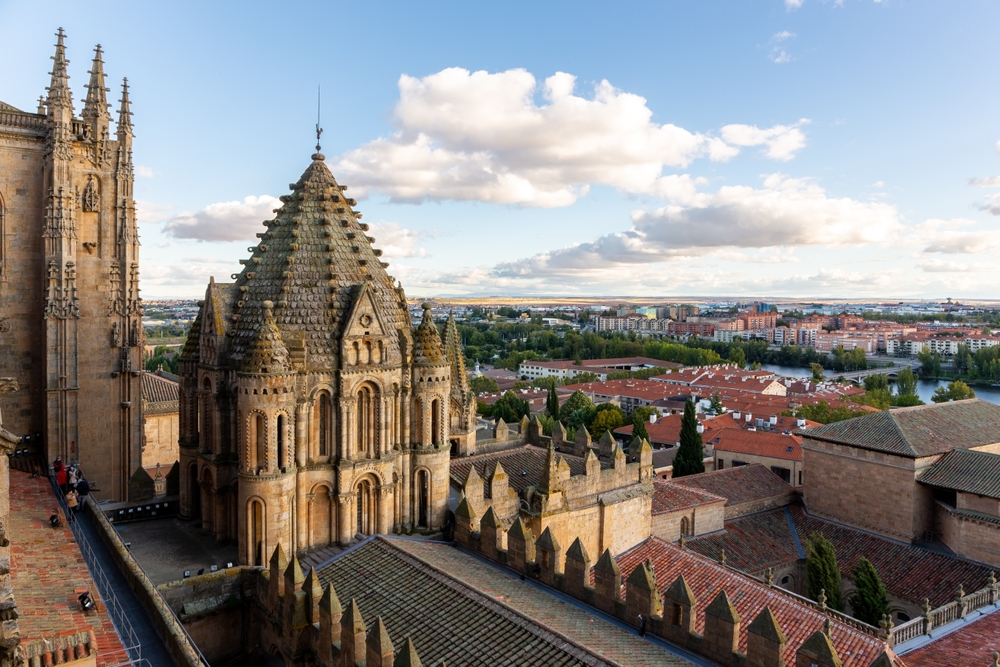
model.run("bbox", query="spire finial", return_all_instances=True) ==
[46,27,73,111]
[315,84,323,152]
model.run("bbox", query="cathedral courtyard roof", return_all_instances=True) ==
[449,444,612,497]
[685,504,994,607]
[918,447,1000,500]
[669,463,794,509]
[615,537,894,666]
[316,535,694,666]
[651,479,726,515]
[798,399,1000,458]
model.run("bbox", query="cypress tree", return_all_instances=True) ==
[547,385,560,421]
[849,557,890,625]
[632,410,649,443]
[805,533,844,611]
[671,399,704,478]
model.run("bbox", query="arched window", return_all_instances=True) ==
[317,393,332,457]
[249,499,265,566]
[431,398,441,446]
[249,413,265,471]
[356,479,376,536]
[357,384,379,458]
[276,414,286,470]
[416,469,429,528]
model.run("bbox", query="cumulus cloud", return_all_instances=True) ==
[368,222,428,258]
[970,176,1000,187]
[490,174,900,278]
[773,31,795,41]
[981,193,1000,216]
[136,200,174,225]
[720,122,808,160]
[913,218,1000,254]
[135,165,154,178]
[785,0,804,9]
[333,68,806,207]
[162,195,281,241]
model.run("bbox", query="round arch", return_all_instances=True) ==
[412,466,433,530]
[354,474,381,537]
[246,496,267,567]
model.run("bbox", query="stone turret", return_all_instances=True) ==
[82,44,109,139]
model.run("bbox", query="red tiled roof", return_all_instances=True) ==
[671,464,793,507]
[686,504,995,607]
[709,428,802,462]
[703,413,821,431]
[8,471,130,666]
[903,607,1000,666]
[141,371,178,403]
[616,538,892,666]
[651,480,726,515]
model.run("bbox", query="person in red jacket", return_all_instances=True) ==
[56,468,68,492]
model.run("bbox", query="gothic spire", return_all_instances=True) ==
[45,28,73,112]
[83,44,110,130]
[116,78,133,136]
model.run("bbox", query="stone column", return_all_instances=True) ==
[376,485,390,534]
[400,388,410,449]
[295,401,308,466]
[338,492,353,546]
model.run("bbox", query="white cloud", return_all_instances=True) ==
[971,176,1000,187]
[136,200,174,225]
[489,174,900,278]
[979,193,1000,216]
[770,49,792,64]
[368,222,428,258]
[871,180,885,188]
[333,68,805,207]
[773,31,796,41]
[162,195,280,242]
[720,121,808,160]
[785,0,804,9]
[918,259,990,273]
[135,165,154,178]
[913,218,1000,254]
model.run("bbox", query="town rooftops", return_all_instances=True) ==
[670,464,793,508]
[798,399,1000,458]
[317,535,692,666]
[651,479,726,515]
[615,537,894,666]
[709,427,803,462]
[918,447,1000,499]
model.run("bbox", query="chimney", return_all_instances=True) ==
[650,413,657,424]
[769,415,777,426]
[696,423,704,434]
[732,410,741,420]
[745,412,752,423]
[797,418,807,428]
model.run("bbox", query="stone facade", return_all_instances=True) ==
[141,371,179,471]
[177,150,476,565]
[0,31,142,500]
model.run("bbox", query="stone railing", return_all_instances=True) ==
[888,577,999,647]
[0,111,46,133]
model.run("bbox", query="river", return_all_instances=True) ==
[760,364,1000,406]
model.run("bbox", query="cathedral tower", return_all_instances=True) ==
[179,147,461,564]
[0,30,142,500]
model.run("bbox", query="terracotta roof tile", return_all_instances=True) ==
[709,428,802,462]
[616,538,892,666]
[671,464,793,507]
[141,372,178,403]
[800,399,1000,458]
[651,480,726,515]
[903,607,1000,667]
[918,448,1000,500]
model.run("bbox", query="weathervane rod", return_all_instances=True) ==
[316,85,323,152]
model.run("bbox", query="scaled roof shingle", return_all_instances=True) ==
[902,607,1000,666]
[798,399,1000,458]
[670,464,793,508]
[651,480,727,515]
[918,447,1000,500]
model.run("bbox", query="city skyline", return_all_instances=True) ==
[2,0,999,299]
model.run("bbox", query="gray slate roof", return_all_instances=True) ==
[918,447,1000,499]
[797,399,1000,458]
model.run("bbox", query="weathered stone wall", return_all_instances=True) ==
[715,450,803,488]
[726,490,796,519]
[143,408,178,470]
[956,491,1000,517]
[159,568,252,664]
[801,438,933,540]
[651,500,725,542]
[934,501,1000,568]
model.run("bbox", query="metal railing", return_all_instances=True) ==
[49,476,150,667]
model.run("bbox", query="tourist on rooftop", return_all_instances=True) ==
[56,467,68,492]
[67,467,78,489]
[65,489,78,518]
[76,479,90,508]
[52,456,63,474]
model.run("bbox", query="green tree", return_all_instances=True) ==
[591,407,626,435]
[863,374,889,392]
[709,393,724,415]
[891,368,924,407]
[805,533,844,612]
[632,411,650,443]
[470,375,499,394]
[546,384,560,420]
[561,391,594,418]
[848,557,890,626]
[917,348,942,377]
[672,399,705,478]
[810,363,826,382]
[728,346,747,369]
[482,391,530,424]
[932,380,976,403]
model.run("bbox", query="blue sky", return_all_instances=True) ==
[3,0,1000,299]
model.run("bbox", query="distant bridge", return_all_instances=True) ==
[836,359,922,383]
